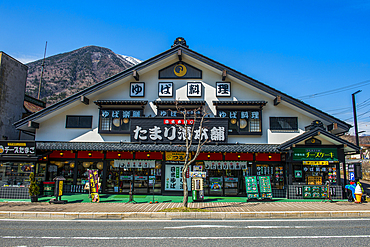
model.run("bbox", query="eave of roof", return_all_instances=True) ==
[278,127,359,153]
[14,43,351,133]
[94,100,148,106]
[36,142,281,153]
[153,100,206,106]
[213,101,267,106]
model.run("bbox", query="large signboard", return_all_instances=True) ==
[130,118,228,144]
[292,148,338,161]
[0,141,36,156]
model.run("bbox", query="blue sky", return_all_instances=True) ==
[1,0,370,134]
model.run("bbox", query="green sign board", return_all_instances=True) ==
[292,148,338,161]
[245,176,259,199]
[259,176,272,199]
[295,170,303,178]
[303,186,328,199]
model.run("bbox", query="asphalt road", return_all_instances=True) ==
[0,218,369,246]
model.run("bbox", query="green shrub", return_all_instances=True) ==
[28,172,40,197]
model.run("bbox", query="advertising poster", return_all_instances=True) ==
[89,170,100,202]
[210,177,222,192]
[165,165,191,191]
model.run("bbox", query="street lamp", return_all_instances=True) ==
[352,90,362,147]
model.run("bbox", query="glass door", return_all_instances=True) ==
[120,169,134,193]
[133,169,148,194]
[224,170,240,196]
[149,167,162,194]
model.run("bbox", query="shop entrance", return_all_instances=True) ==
[206,169,245,196]
[106,164,162,194]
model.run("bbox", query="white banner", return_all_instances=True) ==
[113,160,155,169]
[165,164,191,191]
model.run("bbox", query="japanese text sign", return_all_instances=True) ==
[130,118,228,144]
[0,141,36,156]
[293,148,338,161]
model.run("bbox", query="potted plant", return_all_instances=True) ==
[29,172,40,202]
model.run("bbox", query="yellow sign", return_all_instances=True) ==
[166,152,191,161]
[303,161,329,166]
[7,143,26,146]
[174,64,187,77]
[58,181,63,196]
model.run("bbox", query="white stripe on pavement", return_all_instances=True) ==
[2,235,370,240]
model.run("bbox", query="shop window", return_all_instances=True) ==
[0,162,44,186]
[256,164,284,189]
[270,117,298,131]
[66,116,92,128]
[218,110,262,134]
[50,161,75,185]
[99,109,143,133]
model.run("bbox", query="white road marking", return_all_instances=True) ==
[1,218,370,223]
[165,225,238,229]
[2,235,370,240]
[165,225,312,229]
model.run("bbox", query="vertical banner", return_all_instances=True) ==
[165,164,191,191]
[89,170,100,202]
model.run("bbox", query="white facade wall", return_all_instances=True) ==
[35,56,327,144]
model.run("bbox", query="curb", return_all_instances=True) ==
[1,211,370,220]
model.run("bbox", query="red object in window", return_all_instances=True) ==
[49,151,76,159]
[225,153,253,161]
[255,153,281,162]
[196,153,223,160]
[186,167,190,178]
[77,151,104,159]
[163,119,194,125]
[106,151,133,159]
[135,152,162,160]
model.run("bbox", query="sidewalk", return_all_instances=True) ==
[0,195,369,219]
[0,179,369,220]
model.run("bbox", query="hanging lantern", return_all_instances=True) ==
[83,162,90,168]
[97,162,104,170]
[56,162,64,168]
[70,163,75,168]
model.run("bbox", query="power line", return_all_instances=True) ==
[328,97,370,115]
[297,79,370,100]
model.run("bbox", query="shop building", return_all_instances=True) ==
[8,38,358,199]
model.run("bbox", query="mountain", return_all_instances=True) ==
[340,134,370,145]
[25,46,141,105]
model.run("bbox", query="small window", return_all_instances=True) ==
[66,116,92,128]
[156,109,203,118]
[99,109,143,133]
[217,110,262,134]
[270,117,298,131]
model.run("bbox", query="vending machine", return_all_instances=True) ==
[191,177,204,202]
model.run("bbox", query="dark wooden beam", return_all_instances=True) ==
[28,121,39,129]
[222,70,227,81]
[133,70,139,81]
[327,123,338,132]
[80,96,89,105]
[177,49,182,61]
[274,96,281,106]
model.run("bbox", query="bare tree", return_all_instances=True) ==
[174,104,209,208]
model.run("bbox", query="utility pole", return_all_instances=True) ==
[352,90,361,147]
[37,41,48,100]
